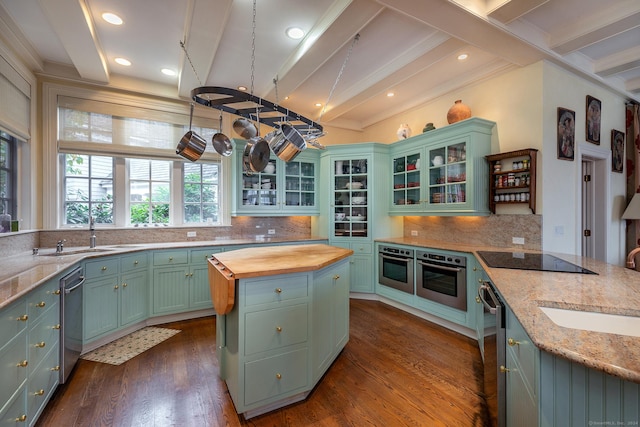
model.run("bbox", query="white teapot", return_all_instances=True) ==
[432,156,443,166]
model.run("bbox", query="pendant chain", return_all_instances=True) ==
[319,33,360,123]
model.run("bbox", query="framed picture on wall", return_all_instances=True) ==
[586,95,601,144]
[557,107,575,161]
[611,129,625,173]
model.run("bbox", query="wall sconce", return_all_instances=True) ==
[621,193,640,268]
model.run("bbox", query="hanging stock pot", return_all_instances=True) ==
[211,112,232,157]
[233,118,258,139]
[176,103,206,162]
[267,123,307,162]
[243,137,270,173]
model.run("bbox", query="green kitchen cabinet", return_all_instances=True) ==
[318,143,402,293]
[0,274,60,427]
[231,139,320,216]
[389,118,494,216]
[151,248,223,315]
[84,253,148,342]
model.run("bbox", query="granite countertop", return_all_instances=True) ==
[377,237,640,384]
[210,243,354,278]
[0,237,326,310]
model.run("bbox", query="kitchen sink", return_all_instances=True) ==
[539,306,640,337]
[39,248,114,257]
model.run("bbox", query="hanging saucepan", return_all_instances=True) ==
[176,103,206,162]
[243,137,270,173]
[211,112,232,156]
[232,117,258,139]
[267,123,307,162]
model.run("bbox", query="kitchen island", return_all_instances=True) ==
[207,243,353,418]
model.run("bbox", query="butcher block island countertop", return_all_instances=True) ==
[207,243,354,418]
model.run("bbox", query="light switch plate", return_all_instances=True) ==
[411,230,418,236]
[187,231,196,237]
[268,229,276,235]
[512,237,525,245]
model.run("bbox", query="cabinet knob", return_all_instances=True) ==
[102,266,107,271]
[53,324,61,330]
[333,275,340,280]
[36,301,46,308]
[134,260,139,265]
[17,314,28,322]
[35,341,46,348]
[478,278,483,283]
[17,360,28,368]
[169,257,173,261]
[275,373,282,380]
[123,283,128,288]
[499,365,510,373]
[53,289,61,295]
[34,389,45,396]
[507,338,520,346]
[51,366,60,372]
[15,415,27,423]
[114,285,119,290]
[276,326,282,333]
[275,288,282,294]
[473,267,477,271]
[475,296,481,304]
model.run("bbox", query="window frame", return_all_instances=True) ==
[0,132,17,218]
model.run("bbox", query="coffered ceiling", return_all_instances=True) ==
[0,0,638,131]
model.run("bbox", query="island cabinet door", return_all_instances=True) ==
[311,258,350,382]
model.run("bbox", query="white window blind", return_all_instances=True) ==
[0,55,30,140]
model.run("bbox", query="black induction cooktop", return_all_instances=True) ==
[477,251,598,275]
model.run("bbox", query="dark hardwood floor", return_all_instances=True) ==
[37,299,489,427]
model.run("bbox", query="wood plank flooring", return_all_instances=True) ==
[36,299,490,427]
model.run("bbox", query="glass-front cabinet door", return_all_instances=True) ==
[392,150,422,211]
[428,141,466,206]
[284,159,316,208]
[240,159,278,210]
[333,158,368,238]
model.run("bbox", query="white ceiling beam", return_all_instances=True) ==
[549,5,640,55]
[37,0,108,83]
[627,76,640,93]
[595,45,640,77]
[487,0,550,24]
[178,0,233,99]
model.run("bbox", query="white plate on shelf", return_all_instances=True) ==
[347,216,366,221]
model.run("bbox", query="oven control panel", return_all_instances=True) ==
[379,246,414,257]
[416,250,466,267]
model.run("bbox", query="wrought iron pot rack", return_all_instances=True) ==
[190,86,323,137]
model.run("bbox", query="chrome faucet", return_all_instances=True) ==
[56,239,66,254]
[626,246,640,269]
[89,216,97,248]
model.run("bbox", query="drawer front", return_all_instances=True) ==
[244,304,308,355]
[27,343,59,422]
[351,243,372,254]
[27,282,60,323]
[85,257,120,279]
[0,300,28,350]
[244,348,308,406]
[0,330,27,407]
[506,311,536,392]
[153,250,189,266]
[244,275,309,307]
[0,386,26,427]
[120,253,149,273]
[190,248,223,264]
[28,306,60,371]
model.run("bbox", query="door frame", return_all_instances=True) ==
[578,144,610,261]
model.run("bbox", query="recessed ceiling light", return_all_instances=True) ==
[457,53,469,61]
[102,12,123,25]
[315,103,322,107]
[387,92,395,97]
[114,57,131,66]
[286,27,305,40]
[161,68,177,76]
[238,86,247,91]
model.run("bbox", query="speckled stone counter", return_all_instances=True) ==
[377,237,640,384]
[0,237,326,310]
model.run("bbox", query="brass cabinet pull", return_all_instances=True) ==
[15,415,27,422]
[499,365,510,373]
[333,275,340,280]
[114,285,119,290]
[275,373,282,380]
[17,360,28,368]
[53,289,61,295]
[53,324,61,330]
[123,283,128,288]
[507,338,520,346]
[276,326,282,332]
[34,389,45,396]
[101,266,107,271]
[17,314,28,322]
[36,302,46,308]
[475,296,481,304]
[51,366,60,371]
[35,341,46,348]
[134,260,139,265]
[275,288,282,294]
[169,257,173,261]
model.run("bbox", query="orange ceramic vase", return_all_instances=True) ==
[447,99,471,124]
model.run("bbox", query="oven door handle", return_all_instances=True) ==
[478,282,497,315]
[379,254,412,264]
[418,261,461,273]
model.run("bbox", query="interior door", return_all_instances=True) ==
[582,160,594,258]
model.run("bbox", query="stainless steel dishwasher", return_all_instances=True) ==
[60,266,85,384]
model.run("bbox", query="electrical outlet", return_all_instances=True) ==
[267,229,276,235]
[512,237,525,245]
[411,230,418,236]
[187,231,196,238]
